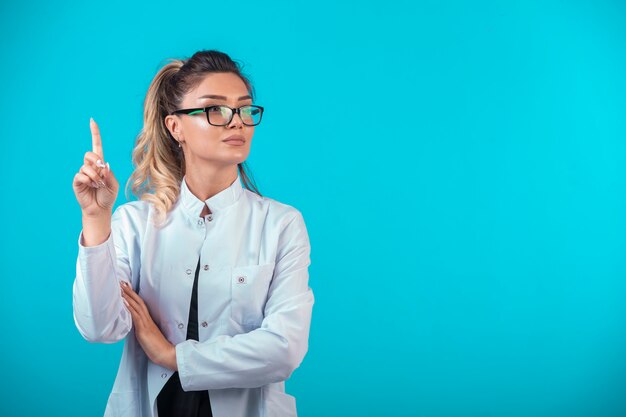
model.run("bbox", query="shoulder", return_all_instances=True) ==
[112,200,151,221]
[243,189,305,226]
[242,189,308,245]
[111,200,152,236]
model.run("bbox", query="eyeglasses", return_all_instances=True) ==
[171,105,264,126]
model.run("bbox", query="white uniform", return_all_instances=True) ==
[72,174,314,417]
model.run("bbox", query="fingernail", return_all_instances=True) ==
[96,159,105,168]
[123,298,130,307]
[91,181,98,188]
[98,180,105,187]
[106,162,110,172]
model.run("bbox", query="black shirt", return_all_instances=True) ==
[156,257,213,417]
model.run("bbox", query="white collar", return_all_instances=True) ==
[179,174,244,218]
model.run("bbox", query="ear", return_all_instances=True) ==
[164,114,182,140]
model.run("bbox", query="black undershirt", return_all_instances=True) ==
[156,257,213,416]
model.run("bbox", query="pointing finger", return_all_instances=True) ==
[90,117,104,160]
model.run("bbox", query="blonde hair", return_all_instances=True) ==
[125,50,261,226]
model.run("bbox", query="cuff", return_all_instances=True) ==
[77,229,116,281]
[78,229,113,252]
[176,341,191,390]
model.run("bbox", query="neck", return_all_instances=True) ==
[184,163,239,201]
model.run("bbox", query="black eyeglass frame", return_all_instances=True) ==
[170,105,265,126]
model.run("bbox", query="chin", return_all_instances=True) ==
[221,155,249,165]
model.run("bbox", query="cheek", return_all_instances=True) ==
[188,123,222,143]
[244,126,255,140]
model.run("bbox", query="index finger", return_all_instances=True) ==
[90,117,104,160]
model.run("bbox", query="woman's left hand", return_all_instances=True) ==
[120,281,178,371]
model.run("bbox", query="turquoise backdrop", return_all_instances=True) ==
[1,1,625,416]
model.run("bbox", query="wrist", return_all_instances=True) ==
[161,344,178,371]
[81,209,112,220]
[81,214,112,247]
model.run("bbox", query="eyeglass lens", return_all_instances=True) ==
[207,106,262,126]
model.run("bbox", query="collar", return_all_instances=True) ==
[179,174,244,218]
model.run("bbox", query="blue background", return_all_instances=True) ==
[1,1,625,416]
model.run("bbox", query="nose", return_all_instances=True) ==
[227,110,244,128]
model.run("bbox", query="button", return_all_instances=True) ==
[201,321,208,328]
[161,373,167,379]
[178,323,184,329]
[237,276,247,284]
[197,219,204,226]
[207,214,213,221]
[186,269,192,275]
[203,264,209,271]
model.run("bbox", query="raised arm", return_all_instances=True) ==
[72,118,132,343]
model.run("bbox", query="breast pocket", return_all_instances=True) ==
[231,262,276,328]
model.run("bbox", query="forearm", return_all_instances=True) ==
[73,229,132,342]
[176,291,313,391]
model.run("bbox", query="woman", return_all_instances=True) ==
[72,50,314,417]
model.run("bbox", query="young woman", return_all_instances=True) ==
[72,50,314,417]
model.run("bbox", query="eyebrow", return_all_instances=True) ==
[197,94,252,101]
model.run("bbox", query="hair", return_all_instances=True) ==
[126,50,261,226]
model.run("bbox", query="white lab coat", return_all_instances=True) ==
[72,174,314,417]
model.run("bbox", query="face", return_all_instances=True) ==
[165,72,255,169]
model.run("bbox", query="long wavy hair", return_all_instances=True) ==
[125,50,261,226]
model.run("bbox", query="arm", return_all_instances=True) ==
[72,205,135,343]
[176,210,315,390]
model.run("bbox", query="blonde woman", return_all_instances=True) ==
[72,50,314,417]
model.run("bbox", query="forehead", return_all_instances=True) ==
[187,72,249,100]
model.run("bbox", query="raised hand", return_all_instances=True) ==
[73,118,120,217]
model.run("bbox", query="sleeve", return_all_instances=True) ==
[175,209,315,390]
[72,205,136,343]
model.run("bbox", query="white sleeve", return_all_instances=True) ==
[176,210,315,390]
[72,205,136,343]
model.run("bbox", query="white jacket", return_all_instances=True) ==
[72,174,314,417]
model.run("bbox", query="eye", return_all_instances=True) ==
[241,106,259,116]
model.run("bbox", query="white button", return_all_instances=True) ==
[161,373,167,378]
[178,323,184,329]
[237,276,247,284]
[197,219,204,226]
[203,264,209,271]
[186,269,192,275]
[201,321,208,328]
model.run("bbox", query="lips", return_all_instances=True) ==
[223,135,245,144]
